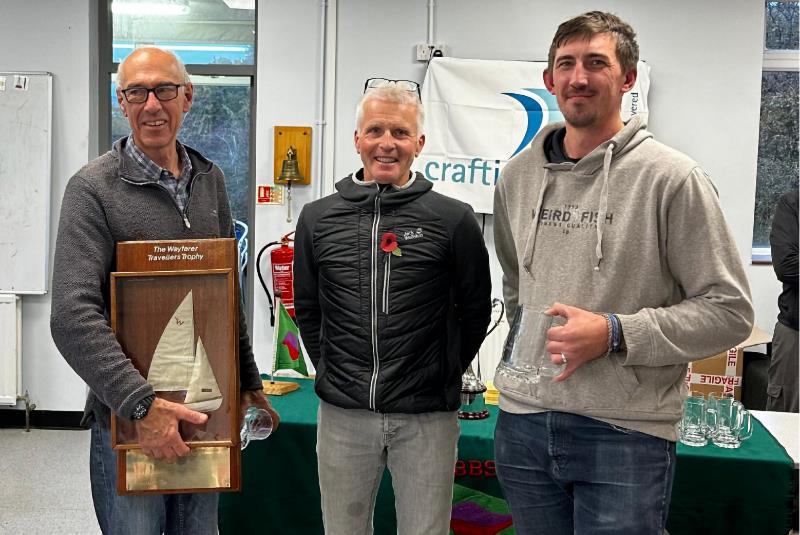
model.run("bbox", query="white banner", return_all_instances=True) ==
[417,57,651,214]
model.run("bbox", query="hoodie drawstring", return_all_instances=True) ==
[521,141,615,276]
[522,169,551,275]
[594,142,615,271]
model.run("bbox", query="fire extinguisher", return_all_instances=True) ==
[256,231,295,327]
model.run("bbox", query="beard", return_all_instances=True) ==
[562,103,599,128]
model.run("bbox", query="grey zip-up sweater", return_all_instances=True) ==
[493,116,754,441]
[50,137,262,426]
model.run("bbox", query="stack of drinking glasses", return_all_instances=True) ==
[678,391,753,448]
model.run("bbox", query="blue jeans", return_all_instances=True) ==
[494,410,675,535]
[89,418,219,535]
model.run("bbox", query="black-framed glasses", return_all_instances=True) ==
[364,78,421,100]
[120,84,184,104]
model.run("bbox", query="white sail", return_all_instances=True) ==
[148,290,195,391]
[183,337,223,412]
[147,290,223,413]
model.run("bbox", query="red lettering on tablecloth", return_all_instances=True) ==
[454,460,497,478]
[484,460,496,477]
[468,460,483,476]
[455,460,465,477]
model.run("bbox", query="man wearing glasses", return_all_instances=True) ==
[51,47,276,534]
[294,78,492,534]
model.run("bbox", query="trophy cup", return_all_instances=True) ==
[458,364,489,420]
[458,298,504,420]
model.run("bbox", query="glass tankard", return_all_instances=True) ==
[240,406,273,450]
[497,306,565,384]
[708,395,752,449]
[678,393,714,447]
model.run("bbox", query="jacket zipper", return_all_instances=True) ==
[382,254,391,314]
[181,169,209,228]
[121,169,211,229]
[369,190,382,411]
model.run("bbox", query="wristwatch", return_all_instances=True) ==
[131,394,156,421]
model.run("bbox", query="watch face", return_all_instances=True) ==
[132,403,147,420]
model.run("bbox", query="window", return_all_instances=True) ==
[752,1,799,262]
[100,0,257,307]
[110,76,252,224]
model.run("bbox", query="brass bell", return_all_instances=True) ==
[278,146,303,183]
[278,146,303,223]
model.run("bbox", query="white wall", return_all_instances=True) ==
[253,0,780,372]
[0,0,780,412]
[250,1,325,374]
[0,0,96,411]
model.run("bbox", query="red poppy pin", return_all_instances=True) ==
[380,232,403,257]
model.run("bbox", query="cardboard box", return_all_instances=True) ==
[685,326,772,400]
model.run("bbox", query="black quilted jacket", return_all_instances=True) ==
[294,172,492,413]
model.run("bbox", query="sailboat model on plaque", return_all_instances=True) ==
[110,238,242,494]
[148,290,222,413]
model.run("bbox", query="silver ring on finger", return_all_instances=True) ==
[561,353,568,365]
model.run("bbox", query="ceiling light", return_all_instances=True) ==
[111,1,190,16]
[222,0,255,9]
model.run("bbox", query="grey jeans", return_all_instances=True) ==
[316,401,459,535]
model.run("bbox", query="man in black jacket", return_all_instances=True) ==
[294,79,492,534]
[767,189,799,412]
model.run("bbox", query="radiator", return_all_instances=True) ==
[0,295,21,405]
[476,312,509,384]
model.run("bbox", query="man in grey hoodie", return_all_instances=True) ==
[50,47,277,534]
[493,12,753,534]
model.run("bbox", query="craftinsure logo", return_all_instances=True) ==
[503,88,561,158]
[423,88,562,187]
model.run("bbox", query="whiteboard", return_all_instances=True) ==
[0,72,52,294]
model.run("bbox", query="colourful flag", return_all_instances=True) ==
[274,300,308,376]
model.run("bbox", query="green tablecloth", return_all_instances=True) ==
[669,417,795,535]
[219,378,794,535]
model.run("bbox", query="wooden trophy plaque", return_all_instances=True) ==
[110,238,241,494]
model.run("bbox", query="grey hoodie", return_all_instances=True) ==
[493,116,753,441]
